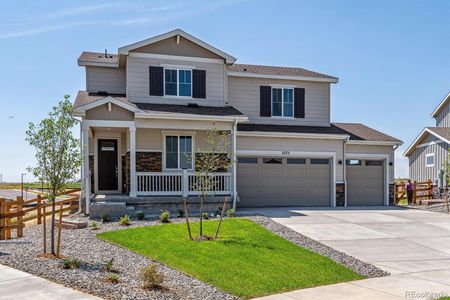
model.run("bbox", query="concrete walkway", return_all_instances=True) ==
[0,264,100,300]
[248,207,450,300]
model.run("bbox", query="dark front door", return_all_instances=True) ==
[98,139,118,191]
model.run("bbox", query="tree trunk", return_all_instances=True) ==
[445,186,449,213]
[214,197,227,240]
[50,190,56,255]
[183,197,193,240]
[199,194,204,237]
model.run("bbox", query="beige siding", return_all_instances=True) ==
[127,56,226,106]
[130,36,223,59]
[436,102,450,127]
[346,144,395,182]
[409,141,449,182]
[237,136,344,182]
[86,66,126,94]
[85,104,134,121]
[228,76,330,126]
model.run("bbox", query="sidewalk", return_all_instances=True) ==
[0,264,101,300]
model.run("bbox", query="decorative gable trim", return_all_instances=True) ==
[431,91,450,118]
[73,96,143,117]
[404,127,450,157]
[118,29,236,64]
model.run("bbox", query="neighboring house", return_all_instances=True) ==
[405,92,450,186]
[73,29,402,215]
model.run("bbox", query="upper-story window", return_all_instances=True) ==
[164,68,192,97]
[425,153,434,167]
[272,87,293,118]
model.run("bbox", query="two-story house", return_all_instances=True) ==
[405,92,450,186]
[73,29,402,216]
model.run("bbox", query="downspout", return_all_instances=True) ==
[343,137,348,207]
[232,119,238,210]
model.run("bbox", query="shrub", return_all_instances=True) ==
[105,258,114,272]
[177,208,184,218]
[202,212,209,220]
[89,221,100,230]
[106,273,119,284]
[119,215,131,226]
[100,212,111,222]
[140,264,164,290]
[63,258,80,269]
[136,211,145,220]
[226,208,235,218]
[215,206,222,216]
[159,210,170,223]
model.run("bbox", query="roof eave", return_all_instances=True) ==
[135,111,248,122]
[347,140,403,146]
[237,131,350,140]
[404,128,449,157]
[431,91,450,118]
[77,60,119,68]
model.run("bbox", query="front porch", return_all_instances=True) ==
[81,118,238,215]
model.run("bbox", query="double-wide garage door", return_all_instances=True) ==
[237,157,331,207]
[347,159,384,206]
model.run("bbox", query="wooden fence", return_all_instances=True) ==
[0,189,80,240]
[394,179,433,205]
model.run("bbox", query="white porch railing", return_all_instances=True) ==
[136,171,232,196]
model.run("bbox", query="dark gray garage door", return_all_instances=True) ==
[347,159,384,206]
[237,157,331,207]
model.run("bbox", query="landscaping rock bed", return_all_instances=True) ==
[0,214,387,300]
[404,202,450,214]
[0,217,236,300]
[246,216,389,278]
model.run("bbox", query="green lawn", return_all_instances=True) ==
[98,218,363,298]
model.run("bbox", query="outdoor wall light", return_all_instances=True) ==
[389,162,393,166]
[338,160,343,165]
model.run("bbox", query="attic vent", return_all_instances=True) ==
[187,103,199,108]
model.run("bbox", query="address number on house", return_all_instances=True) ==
[281,151,291,156]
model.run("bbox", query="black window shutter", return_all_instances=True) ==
[260,86,271,117]
[149,66,163,96]
[192,69,206,98]
[294,88,305,118]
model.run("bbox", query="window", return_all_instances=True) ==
[311,159,329,165]
[366,160,383,166]
[426,154,434,167]
[346,159,362,166]
[238,157,258,164]
[263,158,282,164]
[164,69,192,97]
[165,135,193,169]
[272,87,293,117]
[287,158,306,164]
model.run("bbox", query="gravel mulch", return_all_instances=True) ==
[404,202,450,214]
[0,217,236,300]
[245,216,389,278]
[0,214,388,300]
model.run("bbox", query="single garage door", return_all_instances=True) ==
[347,159,384,206]
[237,157,331,207]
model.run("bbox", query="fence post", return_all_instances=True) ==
[16,196,23,238]
[43,202,47,254]
[413,180,417,204]
[5,202,11,240]
[37,194,42,225]
[427,179,432,200]
[0,198,5,240]
[56,201,63,258]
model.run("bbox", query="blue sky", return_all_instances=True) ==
[0,0,449,182]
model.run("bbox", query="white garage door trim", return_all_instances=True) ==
[345,153,389,206]
[237,150,337,207]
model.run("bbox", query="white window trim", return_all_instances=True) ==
[271,87,294,118]
[163,68,193,98]
[162,132,196,171]
[425,153,435,167]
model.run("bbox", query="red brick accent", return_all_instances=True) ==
[122,152,163,192]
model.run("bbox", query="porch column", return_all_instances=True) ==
[129,127,137,197]
[232,120,238,209]
[82,126,91,214]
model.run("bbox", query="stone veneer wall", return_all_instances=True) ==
[336,183,345,207]
[389,183,395,206]
[122,152,163,193]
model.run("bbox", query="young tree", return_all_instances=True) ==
[26,95,82,256]
[188,124,232,239]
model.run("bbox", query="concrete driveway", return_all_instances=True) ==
[248,207,450,300]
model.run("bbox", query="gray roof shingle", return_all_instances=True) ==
[134,102,244,116]
[78,52,119,65]
[227,63,338,81]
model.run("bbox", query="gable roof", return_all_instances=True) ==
[404,127,450,156]
[118,29,236,64]
[228,64,338,83]
[238,123,402,144]
[78,52,119,67]
[431,91,450,118]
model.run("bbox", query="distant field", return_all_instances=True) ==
[0,182,81,190]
